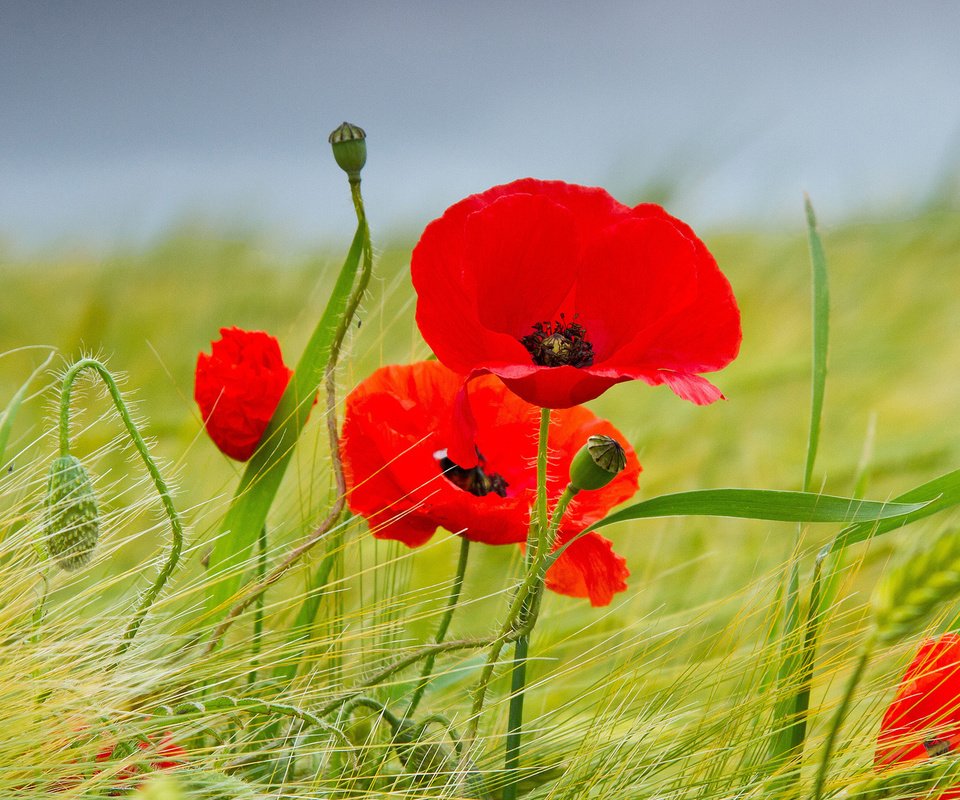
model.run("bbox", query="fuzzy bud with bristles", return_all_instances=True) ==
[569,435,627,492]
[328,121,366,183]
[43,454,99,570]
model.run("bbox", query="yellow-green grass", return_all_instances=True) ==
[2,205,959,797]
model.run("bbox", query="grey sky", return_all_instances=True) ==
[3,1,959,251]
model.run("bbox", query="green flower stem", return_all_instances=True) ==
[534,409,551,558]
[502,628,530,800]
[57,358,184,658]
[206,179,373,650]
[406,536,472,718]
[812,633,876,800]
[506,409,565,800]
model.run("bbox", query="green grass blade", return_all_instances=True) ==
[828,466,960,553]
[766,196,832,783]
[584,489,929,533]
[0,351,54,467]
[206,224,365,613]
[802,195,830,494]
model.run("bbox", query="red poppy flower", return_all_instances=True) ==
[341,361,641,606]
[194,327,293,461]
[876,633,960,777]
[97,731,187,775]
[411,178,741,411]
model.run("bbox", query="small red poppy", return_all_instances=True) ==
[876,633,960,778]
[194,327,293,462]
[341,361,641,606]
[411,178,742,411]
[97,731,187,774]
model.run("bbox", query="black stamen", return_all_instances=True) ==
[435,448,509,498]
[520,313,595,368]
[924,737,952,757]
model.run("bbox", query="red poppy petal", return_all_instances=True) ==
[876,633,960,767]
[368,508,440,547]
[498,366,624,408]
[575,216,700,359]
[545,531,629,606]
[465,192,579,337]
[605,210,742,374]
[649,370,726,405]
[413,212,525,374]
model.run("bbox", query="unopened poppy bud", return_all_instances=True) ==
[43,454,99,571]
[328,121,366,182]
[569,435,627,491]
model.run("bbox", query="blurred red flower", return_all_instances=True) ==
[49,730,186,793]
[97,731,187,779]
[341,361,641,606]
[412,178,741,411]
[194,327,293,461]
[876,632,960,778]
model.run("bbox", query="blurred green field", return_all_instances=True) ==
[2,205,960,796]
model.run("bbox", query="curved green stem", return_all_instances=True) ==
[811,634,875,800]
[58,358,184,658]
[407,536,471,717]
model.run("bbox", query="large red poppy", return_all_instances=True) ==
[876,633,960,780]
[341,361,641,606]
[194,327,293,462]
[411,179,741,412]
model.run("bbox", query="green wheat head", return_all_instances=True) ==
[873,527,960,643]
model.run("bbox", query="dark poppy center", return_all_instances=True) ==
[435,449,508,498]
[924,737,952,757]
[520,314,595,368]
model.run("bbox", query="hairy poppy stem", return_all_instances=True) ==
[406,536,471,717]
[503,407,551,800]
[57,358,184,660]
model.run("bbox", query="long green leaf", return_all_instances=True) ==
[802,195,830,493]
[584,489,930,533]
[206,224,365,613]
[827,466,960,554]
[767,195,832,780]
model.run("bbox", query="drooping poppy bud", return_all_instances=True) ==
[43,454,99,571]
[569,435,628,492]
[328,121,367,183]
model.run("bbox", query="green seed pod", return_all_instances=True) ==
[328,121,367,182]
[569,435,627,492]
[43,454,99,571]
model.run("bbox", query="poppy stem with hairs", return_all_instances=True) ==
[503,407,552,800]
[56,358,185,662]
